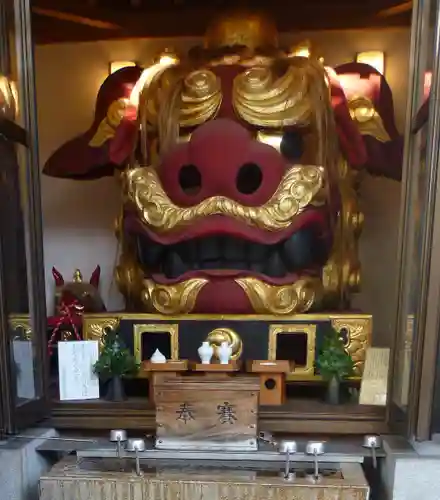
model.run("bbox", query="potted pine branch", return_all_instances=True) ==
[93,328,139,401]
[316,328,354,405]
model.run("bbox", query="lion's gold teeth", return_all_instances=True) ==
[138,275,323,315]
[235,276,323,314]
[142,278,208,314]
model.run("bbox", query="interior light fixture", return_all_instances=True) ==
[424,71,432,101]
[287,40,312,59]
[356,51,385,75]
[109,61,137,75]
[293,47,310,58]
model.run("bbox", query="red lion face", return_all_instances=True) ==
[43,53,402,315]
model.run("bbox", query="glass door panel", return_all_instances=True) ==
[0,0,48,432]
[390,0,440,439]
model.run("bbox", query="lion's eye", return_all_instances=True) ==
[280,130,304,162]
[256,130,304,164]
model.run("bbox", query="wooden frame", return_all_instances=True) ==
[5,0,440,441]
[0,0,49,433]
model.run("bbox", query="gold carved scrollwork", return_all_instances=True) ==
[115,252,144,302]
[8,315,32,340]
[180,70,222,127]
[126,164,325,232]
[322,157,363,304]
[233,64,311,127]
[89,98,129,147]
[140,69,222,135]
[347,96,391,143]
[115,211,145,302]
[206,328,243,360]
[235,277,323,315]
[142,278,208,315]
[331,317,372,376]
[83,316,120,348]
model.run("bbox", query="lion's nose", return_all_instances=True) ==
[159,118,286,207]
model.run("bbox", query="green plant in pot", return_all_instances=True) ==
[315,328,354,405]
[93,328,139,401]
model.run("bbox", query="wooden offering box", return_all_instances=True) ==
[141,360,188,403]
[153,373,260,451]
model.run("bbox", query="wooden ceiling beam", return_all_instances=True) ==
[32,3,412,45]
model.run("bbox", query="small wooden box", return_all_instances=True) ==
[153,373,259,451]
[247,360,292,406]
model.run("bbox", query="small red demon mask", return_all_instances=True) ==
[52,266,106,314]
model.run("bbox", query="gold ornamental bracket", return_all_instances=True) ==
[331,316,372,376]
[82,315,121,349]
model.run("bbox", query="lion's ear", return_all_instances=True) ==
[109,111,139,166]
[43,66,143,180]
[335,62,402,181]
[89,265,101,288]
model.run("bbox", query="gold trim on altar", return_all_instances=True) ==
[268,323,316,376]
[82,313,372,380]
[133,323,179,364]
[8,314,32,340]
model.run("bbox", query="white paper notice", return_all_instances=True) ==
[359,347,390,406]
[58,341,100,401]
[13,340,36,400]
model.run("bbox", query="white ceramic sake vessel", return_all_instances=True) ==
[150,349,166,364]
[198,341,214,364]
[217,341,232,364]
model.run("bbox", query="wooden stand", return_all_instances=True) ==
[189,360,241,373]
[247,360,292,406]
[142,360,188,372]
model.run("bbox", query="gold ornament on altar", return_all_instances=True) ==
[206,328,243,360]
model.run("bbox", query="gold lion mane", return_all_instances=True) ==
[137,53,340,184]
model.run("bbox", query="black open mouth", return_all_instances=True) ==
[135,225,329,280]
